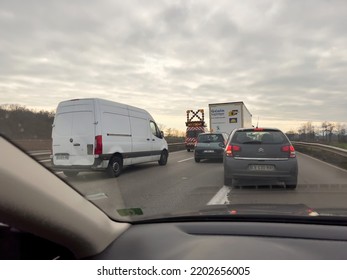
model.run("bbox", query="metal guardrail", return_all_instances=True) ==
[292,141,347,157]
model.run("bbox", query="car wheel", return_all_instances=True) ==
[194,157,200,163]
[63,171,79,178]
[285,179,297,189]
[187,148,191,152]
[224,176,233,187]
[107,156,123,177]
[158,150,168,166]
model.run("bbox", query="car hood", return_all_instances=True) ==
[196,203,318,217]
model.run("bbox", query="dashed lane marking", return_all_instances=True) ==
[177,157,194,163]
[207,185,230,205]
[39,159,51,163]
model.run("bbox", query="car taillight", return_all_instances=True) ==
[225,145,241,157]
[94,135,103,155]
[281,145,295,158]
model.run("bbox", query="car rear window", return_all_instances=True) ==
[232,130,287,144]
[198,134,224,143]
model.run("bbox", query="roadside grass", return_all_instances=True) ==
[329,142,347,150]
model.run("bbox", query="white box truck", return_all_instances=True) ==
[52,98,168,177]
[209,102,252,134]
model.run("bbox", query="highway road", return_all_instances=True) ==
[50,150,347,220]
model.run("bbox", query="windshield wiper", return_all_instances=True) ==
[242,141,262,144]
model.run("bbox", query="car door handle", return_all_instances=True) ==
[152,139,155,141]
[147,138,150,141]
[73,143,80,146]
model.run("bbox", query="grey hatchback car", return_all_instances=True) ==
[194,132,228,162]
[223,128,298,188]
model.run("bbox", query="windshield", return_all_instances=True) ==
[198,134,224,143]
[232,130,287,144]
[1,0,347,223]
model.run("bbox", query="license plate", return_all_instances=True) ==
[56,154,69,160]
[204,150,214,153]
[249,164,275,171]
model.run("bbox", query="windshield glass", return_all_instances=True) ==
[198,134,224,143]
[1,0,347,223]
[233,130,287,144]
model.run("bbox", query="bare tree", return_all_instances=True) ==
[326,122,335,142]
[157,123,166,131]
[336,123,346,143]
[298,122,315,141]
[321,121,328,141]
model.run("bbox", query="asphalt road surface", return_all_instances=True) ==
[54,151,347,219]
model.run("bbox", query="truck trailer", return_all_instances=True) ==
[209,102,252,134]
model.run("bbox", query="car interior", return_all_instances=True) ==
[1,135,347,260]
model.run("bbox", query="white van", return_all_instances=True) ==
[52,98,168,177]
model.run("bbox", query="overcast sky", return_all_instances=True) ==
[1,0,346,132]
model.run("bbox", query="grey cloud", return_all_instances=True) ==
[0,0,346,131]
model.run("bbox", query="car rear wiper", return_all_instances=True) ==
[242,141,262,144]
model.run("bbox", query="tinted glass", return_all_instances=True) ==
[198,134,224,143]
[232,131,287,144]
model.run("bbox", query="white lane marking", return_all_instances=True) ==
[86,193,108,200]
[171,150,188,154]
[207,185,230,205]
[298,152,347,174]
[39,159,51,163]
[29,150,51,155]
[177,157,194,163]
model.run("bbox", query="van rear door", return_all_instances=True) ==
[52,103,95,166]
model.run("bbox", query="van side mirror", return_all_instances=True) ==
[160,131,165,138]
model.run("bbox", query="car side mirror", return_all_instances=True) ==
[160,131,164,138]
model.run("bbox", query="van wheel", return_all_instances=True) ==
[63,171,79,178]
[107,156,123,177]
[158,150,168,166]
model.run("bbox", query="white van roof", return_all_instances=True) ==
[57,98,150,116]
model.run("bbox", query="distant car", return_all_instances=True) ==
[223,128,298,188]
[194,132,228,162]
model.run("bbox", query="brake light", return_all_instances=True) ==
[233,145,241,152]
[94,135,103,155]
[281,145,295,158]
[225,145,241,157]
[254,127,264,131]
